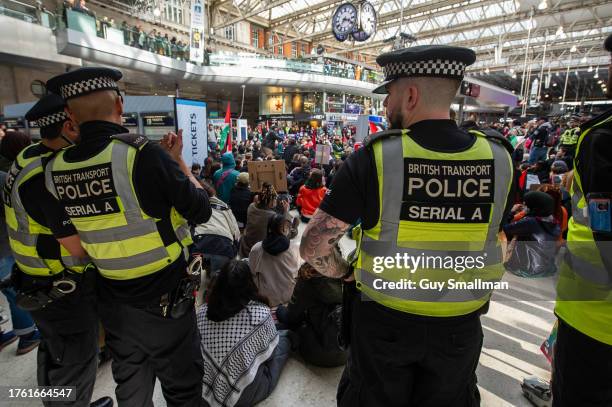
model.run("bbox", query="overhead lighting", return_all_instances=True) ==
[598,80,604,84]
[512,73,517,79]
[555,25,564,36]
[594,68,599,79]
[545,94,549,98]
[485,67,490,74]
[588,66,593,72]
[580,56,587,64]
[570,45,577,53]
[153,7,161,17]
[553,82,557,87]
[509,68,515,74]
[537,0,548,10]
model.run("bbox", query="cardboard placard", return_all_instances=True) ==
[248,160,287,192]
[314,144,331,165]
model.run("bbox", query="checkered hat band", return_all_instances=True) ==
[383,59,466,80]
[37,111,68,127]
[59,76,118,99]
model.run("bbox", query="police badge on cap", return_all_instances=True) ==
[373,45,477,94]
[25,93,68,138]
[46,67,123,101]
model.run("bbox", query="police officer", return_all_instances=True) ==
[552,34,612,407]
[44,68,211,407]
[301,45,515,406]
[4,94,112,407]
[558,115,581,158]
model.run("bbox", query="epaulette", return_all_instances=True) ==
[363,129,404,148]
[469,129,513,155]
[111,133,149,150]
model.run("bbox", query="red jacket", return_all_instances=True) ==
[296,185,327,217]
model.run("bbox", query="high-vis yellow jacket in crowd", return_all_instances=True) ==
[45,135,192,280]
[556,114,612,345]
[4,144,88,276]
[354,129,513,317]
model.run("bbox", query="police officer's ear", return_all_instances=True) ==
[115,93,124,116]
[62,119,79,143]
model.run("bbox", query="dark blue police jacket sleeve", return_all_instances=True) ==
[134,142,212,224]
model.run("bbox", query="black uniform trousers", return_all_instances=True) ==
[25,274,99,407]
[99,299,203,407]
[552,319,612,406]
[337,294,483,407]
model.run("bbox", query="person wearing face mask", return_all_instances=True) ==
[4,94,112,406]
[301,45,516,407]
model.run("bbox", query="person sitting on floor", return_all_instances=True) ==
[249,214,300,308]
[296,169,327,223]
[276,262,347,367]
[198,260,293,407]
[192,181,241,272]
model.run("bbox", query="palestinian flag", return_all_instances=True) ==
[218,103,231,152]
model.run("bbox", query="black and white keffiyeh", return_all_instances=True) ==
[197,301,278,407]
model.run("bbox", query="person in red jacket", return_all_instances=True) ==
[296,169,327,223]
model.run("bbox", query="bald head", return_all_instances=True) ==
[66,90,123,125]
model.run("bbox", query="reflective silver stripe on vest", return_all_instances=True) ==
[93,246,170,271]
[11,159,43,239]
[175,223,191,243]
[78,221,159,245]
[7,229,37,246]
[61,255,89,269]
[357,133,511,302]
[13,252,51,270]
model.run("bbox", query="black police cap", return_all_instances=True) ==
[605,33,612,52]
[373,45,476,94]
[25,93,68,131]
[46,67,122,101]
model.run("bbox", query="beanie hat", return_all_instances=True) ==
[524,191,555,217]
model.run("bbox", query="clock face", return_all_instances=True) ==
[332,3,357,38]
[359,2,377,37]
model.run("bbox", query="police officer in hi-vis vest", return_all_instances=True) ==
[45,68,212,407]
[4,94,112,407]
[552,33,612,407]
[301,45,515,406]
[558,115,581,158]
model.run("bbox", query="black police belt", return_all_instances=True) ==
[155,255,202,319]
[14,267,82,312]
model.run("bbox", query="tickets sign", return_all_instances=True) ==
[175,98,208,167]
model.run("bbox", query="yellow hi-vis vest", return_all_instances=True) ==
[354,129,513,317]
[3,143,88,276]
[560,127,580,147]
[555,113,612,345]
[44,134,192,280]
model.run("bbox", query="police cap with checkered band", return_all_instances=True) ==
[25,93,69,138]
[372,45,476,94]
[46,67,122,101]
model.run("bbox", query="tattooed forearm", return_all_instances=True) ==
[300,209,350,278]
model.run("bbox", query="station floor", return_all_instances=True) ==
[0,219,557,406]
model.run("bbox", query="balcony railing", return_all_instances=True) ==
[1,0,383,85]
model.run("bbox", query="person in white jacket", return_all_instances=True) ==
[192,181,241,268]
